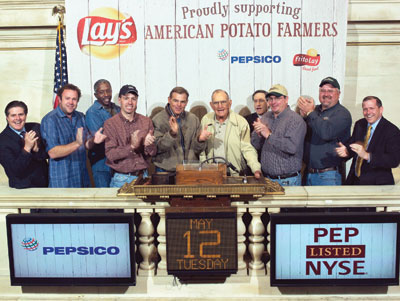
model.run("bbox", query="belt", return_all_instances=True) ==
[266,171,300,179]
[308,167,338,174]
[112,170,143,176]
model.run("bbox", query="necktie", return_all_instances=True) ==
[20,130,26,139]
[355,125,372,177]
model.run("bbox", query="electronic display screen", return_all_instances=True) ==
[166,209,237,276]
[6,213,136,286]
[270,212,400,286]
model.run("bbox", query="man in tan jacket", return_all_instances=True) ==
[200,89,261,177]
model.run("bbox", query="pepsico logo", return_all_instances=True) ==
[77,7,137,60]
[293,48,320,67]
[218,49,229,61]
[21,238,39,251]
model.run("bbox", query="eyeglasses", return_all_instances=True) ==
[212,100,229,106]
[267,96,285,102]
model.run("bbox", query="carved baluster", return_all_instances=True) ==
[266,207,280,276]
[137,208,156,276]
[232,204,247,275]
[155,207,167,275]
[248,207,266,275]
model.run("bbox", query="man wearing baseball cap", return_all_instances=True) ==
[297,77,352,185]
[251,84,306,186]
[103,84,156,187]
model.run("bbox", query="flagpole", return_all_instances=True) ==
[52,5,68,109]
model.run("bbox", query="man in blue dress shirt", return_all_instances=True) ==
[86,79,120,187]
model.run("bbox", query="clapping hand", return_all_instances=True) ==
[297,96,315,117]
[350,142,369,160]
[75,127,84,146]
[130,130,141,150]
[23,130,39,152]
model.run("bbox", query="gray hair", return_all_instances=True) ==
[94,79,111,93]
[211,89,229,100]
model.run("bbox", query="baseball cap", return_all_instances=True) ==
[266,84,288,98]
[319,77,340,90]
[119,84,139,97]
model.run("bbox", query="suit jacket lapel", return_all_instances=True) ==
[5,126,23,145]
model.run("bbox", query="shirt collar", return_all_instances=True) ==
[94,100,116,111]
[118,111,137,123]
[368,117,382,131]
[55,105,77,118]
[9,125,26,136]
[273,106,290,119]
[165,104,186,119]
[317,102,340,113]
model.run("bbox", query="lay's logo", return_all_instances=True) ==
[77,7,137,60]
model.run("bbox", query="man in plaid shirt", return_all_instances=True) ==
[41,84,106,187]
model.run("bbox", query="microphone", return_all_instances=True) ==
[199,157,240,174]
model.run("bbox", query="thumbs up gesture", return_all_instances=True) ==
[253,118,271,138]
[198,124,212,142]
[144,129,155,147]
[335,141,349,158]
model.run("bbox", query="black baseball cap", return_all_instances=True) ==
[319,77,340,90]
[119,84,139,97]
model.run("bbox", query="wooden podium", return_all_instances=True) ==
[175,163,226,185]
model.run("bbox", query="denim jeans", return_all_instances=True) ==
[268,174,301,186]
[110,171,148,188]
[306,170,342,186]
[92,170,112,188]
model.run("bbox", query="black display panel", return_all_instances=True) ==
[166,208,237,276]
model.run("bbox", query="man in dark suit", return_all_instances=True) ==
[336,96,400,185]
[245,90,269,133]
[0,101,48,188]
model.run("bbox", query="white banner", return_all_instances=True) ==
[66,0,348,115]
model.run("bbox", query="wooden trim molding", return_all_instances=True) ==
[349,0,400,21]
[0,29,56,49]
[347,23,400,44]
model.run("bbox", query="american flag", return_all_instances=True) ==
[53,21,68,109]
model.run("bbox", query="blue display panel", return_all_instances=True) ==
[6,214,136,286]
[270,212,400,286]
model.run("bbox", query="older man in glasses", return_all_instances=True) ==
[200,89,261,178]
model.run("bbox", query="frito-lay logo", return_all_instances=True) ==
[293,48,320,67]
[77,7,137,60]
